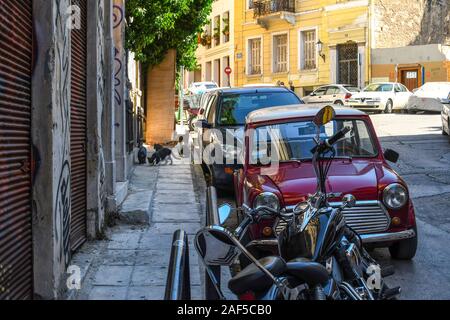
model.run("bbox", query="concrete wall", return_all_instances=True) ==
[31,0,122,299]
[32,0,72,299]
[86,0,107,239]
[113,0,128,182]
[373,0,450,48]
[146,50,177,145]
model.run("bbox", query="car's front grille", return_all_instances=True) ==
[283,201,391,235]
[330,201,391,234]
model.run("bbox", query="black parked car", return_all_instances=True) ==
[192,86,303,191]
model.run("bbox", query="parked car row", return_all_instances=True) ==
[303,81,450,114]
[189,84,418,261]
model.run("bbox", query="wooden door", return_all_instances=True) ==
[401,69,419,91]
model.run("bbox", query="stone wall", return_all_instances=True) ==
[373,0,450,48]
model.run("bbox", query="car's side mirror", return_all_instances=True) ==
[310,92,315,96]
[384,149,399,163]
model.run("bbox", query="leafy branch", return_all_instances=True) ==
[125,0,213,71]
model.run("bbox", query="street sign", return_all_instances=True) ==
[225,66,232,75]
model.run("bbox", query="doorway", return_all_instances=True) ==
[400,68,420,91]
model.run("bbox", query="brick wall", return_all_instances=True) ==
[373,0,450,48]
[146,49,176,145]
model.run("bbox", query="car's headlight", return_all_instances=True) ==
[383,183,408,209]
[253,192,280,211]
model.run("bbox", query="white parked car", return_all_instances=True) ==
[188,81,218,94]
[406,82,450,113]
[347,82,412,113]
[302,84,360,105]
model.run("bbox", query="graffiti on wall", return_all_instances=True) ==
[97,0,107,215]
[54,0,72,267]
[113,3,124,107]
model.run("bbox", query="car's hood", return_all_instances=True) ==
[263,160,388,206]
[351,91,390,99]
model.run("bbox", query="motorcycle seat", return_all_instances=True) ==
[228,256,286,296]
[286,258,329,286]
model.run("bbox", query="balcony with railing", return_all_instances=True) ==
[252,0,296,29]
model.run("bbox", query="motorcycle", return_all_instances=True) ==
[195,204,331,300]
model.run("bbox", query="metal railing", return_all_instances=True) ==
[253,0,295,17]
[164,230,191,300]
[204,186,222,300]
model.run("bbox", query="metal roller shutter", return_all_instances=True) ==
[0,0,34,300]
[70,0,88,252]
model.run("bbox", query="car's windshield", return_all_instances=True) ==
[250,119,378,164]
[363,84,393,92]
[219,92,301,125]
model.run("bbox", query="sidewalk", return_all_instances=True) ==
[69,155,203,300]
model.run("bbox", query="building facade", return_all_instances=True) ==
[0,0,142,299]
[187,0,236,87]
[234,0,450,95]
[370,0,450,90]
[234,0,370,96]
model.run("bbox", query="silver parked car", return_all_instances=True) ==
[407,82,450,113]
[302,84,360,105]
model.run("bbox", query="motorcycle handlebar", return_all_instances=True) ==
[311,126,352,154]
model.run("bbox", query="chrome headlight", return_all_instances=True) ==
[253,192,280,211]
[383,183,408,209]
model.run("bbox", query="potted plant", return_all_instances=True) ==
[200,33,212,47]
[213,26,220,43]
[222,18,230,37]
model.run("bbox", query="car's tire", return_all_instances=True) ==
[389,227,418,260]
[443,120,449,136]
[334,100,344,106]
[384,100,393,114]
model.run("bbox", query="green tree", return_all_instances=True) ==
[126,0,213,71]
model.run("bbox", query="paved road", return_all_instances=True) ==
[215,113,450,300]
[369,113,450,299]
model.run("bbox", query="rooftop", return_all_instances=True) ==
[246,104,367,124]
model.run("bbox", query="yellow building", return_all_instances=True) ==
[234,0,371,96]
[186,0,236,88]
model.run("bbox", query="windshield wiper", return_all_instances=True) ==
[333,156,353,161]
[279,159,303,164]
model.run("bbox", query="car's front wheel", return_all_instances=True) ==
[389,227,418,260]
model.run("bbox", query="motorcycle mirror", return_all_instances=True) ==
[195,227,238,266]
[313,105,336,127]
[195,226,286,295]
[218,204,233,226]
[342,194,356,209]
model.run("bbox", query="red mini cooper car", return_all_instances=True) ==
[234,105,418,260]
